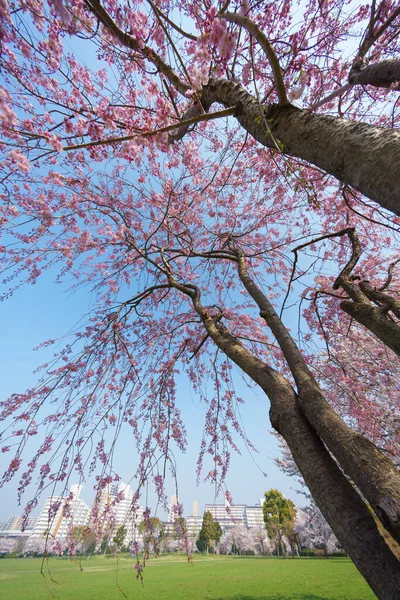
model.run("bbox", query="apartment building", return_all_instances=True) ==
[29,484,90,539]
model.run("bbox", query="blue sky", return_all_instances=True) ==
[0,267,305,521]
[0,11,307,523]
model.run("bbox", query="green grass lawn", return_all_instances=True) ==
[0,554,377,600]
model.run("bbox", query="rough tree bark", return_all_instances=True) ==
[335,276,400,357]
[326,229,400,356]
[168,276,400,600]
[349,59,400,89]
[88,1,400,216]
[232,248,400,544]
[340,299,400,356]
[197,79,400,216]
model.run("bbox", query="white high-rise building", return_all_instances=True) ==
[185,502,202,538]
[244,502,265,528]
[29,484,90,539]
[95,482,144,544]
[168,495,178,522]
[204,496,246,531]
[203,498,267,532]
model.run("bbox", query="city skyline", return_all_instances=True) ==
[0,481,287,543]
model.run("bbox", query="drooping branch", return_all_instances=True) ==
[165,269,400,599]
[218,12,288,105]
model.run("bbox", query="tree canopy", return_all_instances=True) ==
[0,0,400,597]
[197,510,222,553]
[263,488,296,556]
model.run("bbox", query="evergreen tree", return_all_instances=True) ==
[112,525,127,552]
[263,489,296,557]
[197,511,221,554]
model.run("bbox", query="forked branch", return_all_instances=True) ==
[219,12,288,105]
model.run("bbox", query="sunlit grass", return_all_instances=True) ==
[0,554,377,599]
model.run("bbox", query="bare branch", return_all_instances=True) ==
[144,0,197,41]
[145,0,194,88]
[311,84,351,110]
[64,106,238,151]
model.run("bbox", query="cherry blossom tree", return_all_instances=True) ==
[0,537,16,554]
[296,503,339,557]
[1,0,400,598]
[218,530,234,555]
[251,526,272,556]
[218,524,257,555]
[23,536,48,555]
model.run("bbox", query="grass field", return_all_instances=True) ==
[0,554,377,600]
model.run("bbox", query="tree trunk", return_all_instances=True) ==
[200,79,400,215]
[295,380,400,545]
[266,370,400,600]
[234,253,400,543]
[189,299,400,599]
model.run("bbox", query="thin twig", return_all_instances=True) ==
[64,106,238,151]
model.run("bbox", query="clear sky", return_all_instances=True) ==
[0,267,305,522]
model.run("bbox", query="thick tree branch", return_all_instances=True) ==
[379,258,400,291]
[348,59,400,90]
[219,12,288,105]
[191,78,400,215]
[340,301,400,356]
[348,4,400,89]
[290,227,400,356]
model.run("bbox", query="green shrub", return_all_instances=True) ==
[300,549,315,556]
